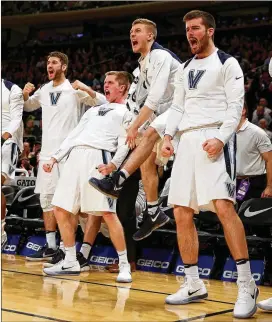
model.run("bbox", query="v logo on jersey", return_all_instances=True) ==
[49,92,62,105]
[188,69,206,89]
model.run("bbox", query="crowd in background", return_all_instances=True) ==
[2,5,272,178]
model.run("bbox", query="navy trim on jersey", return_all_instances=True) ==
[40,81,50,89]
[184,58,193,69]
[217,50,232,65]
[151,42,182,64]
[3,80,14,91]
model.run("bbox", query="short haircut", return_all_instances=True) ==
[183,10,216,30]
[47,51,69,74]
[132,18,157,40]
[105,71,133,94]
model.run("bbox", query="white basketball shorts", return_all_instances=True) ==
[168,128,236,213]
[2,141,19,181]
[52,146,116,215]
[35,159,66,195]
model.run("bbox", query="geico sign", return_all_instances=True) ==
[4,244,16,252]
[223,271,261,281]
[26,242,42,251]
[137,259,169,269]
[176,265,211,276]
[90,255,118,265]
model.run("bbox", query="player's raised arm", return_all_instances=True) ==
[23,82,41,111]
[73,80,107,106]
[5,84,24,139]
[164,64,185,139]
[215,58,244,145]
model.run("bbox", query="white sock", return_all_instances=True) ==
[59,241,65,253]
[117,249,129,266]
[46,231,57,250]
[184,264,200,281]
[64,245,77,263]
[118,169,130,185]
[236,259,252,281]
[147,200,159,215]
[80,243,92,259]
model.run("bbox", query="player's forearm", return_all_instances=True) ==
[165,104,184,138]
[265,159,272,187]
[131,106,154,130]
[111,145,130,169]
[215,102,242,145]
[23,98,40,112]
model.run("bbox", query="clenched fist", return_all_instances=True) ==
[23,82,35,101]
[72,80,89,92]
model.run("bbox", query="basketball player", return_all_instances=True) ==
[89,18,181,241]
[1,79,24,249]
[256,53,272,314]
[161,10,258,319]
[43,71,133,283]
[23,51,107,261]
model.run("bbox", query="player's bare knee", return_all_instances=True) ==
[214,199,237,221]
[174,206,194,224]
[1,174,6,185]
[143,127,159,143]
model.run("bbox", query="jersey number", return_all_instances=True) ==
[49,92,62,105]
[188,69,205,89]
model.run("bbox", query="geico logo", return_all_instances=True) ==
[17,179,36,187]
[199,268,211,276]
[4,244,16,251]
[223,271,261,281]
[137,259,169,268]
[90,255,118,264]
[176,266,210,276]
[26,242,42,251]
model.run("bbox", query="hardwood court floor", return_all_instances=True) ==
[2,254,271,322]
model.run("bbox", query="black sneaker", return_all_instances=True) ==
[133,208,170,241]
[77,252,90,272]
[43,248,65,268]
[88,172,124,199]
[26,244,58,261]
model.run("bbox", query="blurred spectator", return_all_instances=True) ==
[20,141,31,159]
[258,119,272,140]
[252,105,272,127]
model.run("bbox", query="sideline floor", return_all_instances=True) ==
[2,255,271,321]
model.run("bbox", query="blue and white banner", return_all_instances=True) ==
[89,245,118,266]
[173,255,215,279]
[136,248,174,273]
[221,257,264,285]
[2,234,21,254]
[19,235,47,256]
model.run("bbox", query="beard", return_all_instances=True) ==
[190,32,210,55]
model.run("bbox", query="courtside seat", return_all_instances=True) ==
[2,185,20,209]
[238,198,272,226]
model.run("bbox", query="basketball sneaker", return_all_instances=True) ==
[116,263,132,283]
[76,252,90,272]
[43,248,65,268]
[43,260,80,276]
[26,244,57,261]
[89,171,125,199]
[165,276,208,305]
[257,297,272,311]
[233,278,259,318]
[133,207,170,241]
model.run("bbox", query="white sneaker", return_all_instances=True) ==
[233,279,259,318]
[257,297,272,311]
[165,276,208,305]
[43,260,80,276]
[116,263,132,283]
